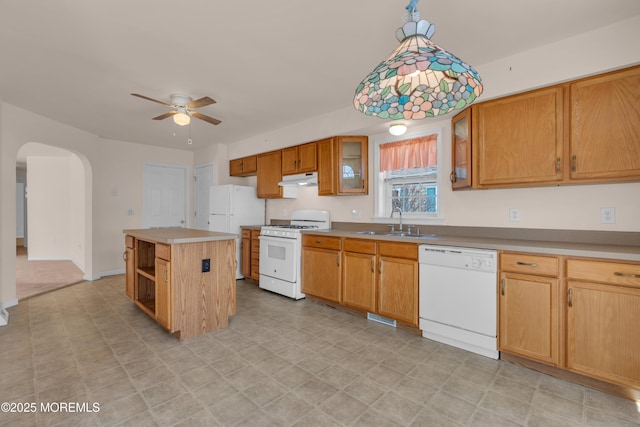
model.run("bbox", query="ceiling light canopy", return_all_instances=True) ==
[389,121,408,136]
[354,0,483,120]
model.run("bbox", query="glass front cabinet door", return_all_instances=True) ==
[337,136,368,195]
[451,108,472,190]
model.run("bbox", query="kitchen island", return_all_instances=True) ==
[124,228,236,339]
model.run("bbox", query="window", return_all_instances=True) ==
[375,132,441,219]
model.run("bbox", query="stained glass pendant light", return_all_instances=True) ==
[354,0,483,119]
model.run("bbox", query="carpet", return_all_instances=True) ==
[16,246,85,300]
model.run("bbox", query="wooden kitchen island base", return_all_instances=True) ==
[124,228,237,340]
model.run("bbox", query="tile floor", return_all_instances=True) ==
[1,275,639,427]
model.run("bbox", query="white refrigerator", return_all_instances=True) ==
[209,185,265,279]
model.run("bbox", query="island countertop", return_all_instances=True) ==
[123,228,236,244]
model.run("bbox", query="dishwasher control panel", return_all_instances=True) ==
[419,245,497,273]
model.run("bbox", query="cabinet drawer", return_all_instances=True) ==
[343,238,376,254]
[378,242,417,260]
[567,259,640,288]
[500,252,559,276]
[251,229,261,239]
[156,243,171,261]
[125,235,135,249]
[302,234,341,250]
[241,229,251,239]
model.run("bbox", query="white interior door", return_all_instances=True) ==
[143,163,187,228]
[194,163,213,230]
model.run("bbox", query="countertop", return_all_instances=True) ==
[124,228,236,244]
[303,229,640,262]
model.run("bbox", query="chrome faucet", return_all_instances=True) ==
[390,207,403,231]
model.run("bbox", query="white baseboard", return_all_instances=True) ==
[0,297,19,311]
[0,308,8,326]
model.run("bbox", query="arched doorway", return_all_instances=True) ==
[16,143,89,299]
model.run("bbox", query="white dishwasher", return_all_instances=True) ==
[419,245,499,359]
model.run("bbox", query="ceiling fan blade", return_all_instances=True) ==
[131,93,172,107]
[192,112,221,125]
[187,96,216,109]
[152,111,177,120]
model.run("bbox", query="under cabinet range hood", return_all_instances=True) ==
[278,172,318,187]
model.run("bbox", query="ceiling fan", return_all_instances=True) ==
[131,93,221,126]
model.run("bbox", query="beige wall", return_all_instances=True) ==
[224,15,640,232]
[1,105,193,307]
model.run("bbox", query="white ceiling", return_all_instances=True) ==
[2,0,640,151]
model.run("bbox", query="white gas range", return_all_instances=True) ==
[259,210,330,299]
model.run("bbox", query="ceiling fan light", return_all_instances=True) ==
[173,112,190,126]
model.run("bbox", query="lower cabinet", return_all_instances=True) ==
[301,235,342,302]
[124,234,236,339]
[566,259,640,389]
[155,257,171,329]
[305,236,418,327]
[241,230,251,278]
[124,237,135,300]
[499,253,560,366]
[342,239,377,312]
[250,230,260,280]
[377,242,419,326]
[241,228,261,282]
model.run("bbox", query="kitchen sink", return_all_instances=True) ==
[355,231,438,239]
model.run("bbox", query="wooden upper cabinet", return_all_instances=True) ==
[569,66,640,182]
[475,86,564,187]
[229,155,257,177]
[317,137,336,196]
[282,142,317,175]
[318,136,368,196]
[257,150,283,198]
[451,107,473,189]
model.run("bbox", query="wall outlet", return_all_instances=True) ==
[509,208,521,222]
[202,259,210,273]
[600,207,616,224]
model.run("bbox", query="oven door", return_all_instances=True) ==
[259,235,298,283]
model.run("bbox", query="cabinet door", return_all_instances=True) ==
[250,231,260,281]
[499,272,559,366]
[377,256,418,325]
[125,247,135,300]
[257,151,283,198]
[343,251,376,312]
[241,237,251,278]
[451,107,472,189]
[566,280,640,389]
[337,136,368,195]
[229,158,244,176]
[297,142,317,173]
[281,147,299,175]
[570,66,640,182]
[317,138,336,196]
[476,86,564,187]
[155,257,172,330]
[302,247,341,303]
[242,156,257,174]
